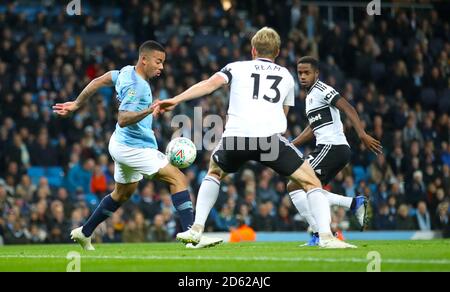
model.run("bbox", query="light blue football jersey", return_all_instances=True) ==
[111,66,158,149]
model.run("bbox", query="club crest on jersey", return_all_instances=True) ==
[127,89,136,98]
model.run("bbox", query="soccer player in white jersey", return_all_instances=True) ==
[154,27,356,249]
[52,41,222,250]
[288,56,383,246]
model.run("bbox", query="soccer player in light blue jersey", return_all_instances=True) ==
[53,41,222,250]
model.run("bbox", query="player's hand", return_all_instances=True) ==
[151,98,178,114]
[360,133,383,155]
[150,99,161,118]
[52,101,80,117]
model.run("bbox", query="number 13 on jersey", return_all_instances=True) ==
[250,74,283,103]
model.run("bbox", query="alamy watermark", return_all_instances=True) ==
[66,251,81,272]
[366,251,382,272]
[367,0,381,16]
[66,0,82,16]
[171,107,280,162]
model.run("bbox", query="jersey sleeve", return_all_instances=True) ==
[110,70,120,85]
[323,85,341,106]
[217,63,235,84]
[283,75,295,107]
[118,84,140,112]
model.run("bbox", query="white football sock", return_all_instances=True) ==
[323,190,353,209]
[289,189,318,233]
[307,188,332,236]
[193,175,220,231]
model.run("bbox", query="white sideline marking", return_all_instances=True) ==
[0,254,449,265]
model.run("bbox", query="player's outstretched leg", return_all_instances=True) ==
[321,189,369,230]
[71,182,137,250]
[288,180,367,245]
[289,161,356,249]
[351,195,368,230]
[288,188,320,246]
[176,160,225,247]
[156,164,194,232]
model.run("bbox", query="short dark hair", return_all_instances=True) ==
[297,56,319,70]
[139,40,165,55]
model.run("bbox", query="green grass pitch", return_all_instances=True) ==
[0,240,449,272]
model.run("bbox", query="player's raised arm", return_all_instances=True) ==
[153,73,227,113]
[334,97,383,155]
[53,70,117,117]
[117,107,155,128]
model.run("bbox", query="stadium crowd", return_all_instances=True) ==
[0,0,449,244]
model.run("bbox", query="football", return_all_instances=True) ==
[165,137,197,169]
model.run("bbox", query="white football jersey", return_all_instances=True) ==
[217,58,295,137]
[305,80,349,146]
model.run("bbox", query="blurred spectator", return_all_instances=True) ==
[434,202,449,232]
[407,170,427,206]
[102,225,121,243]
[66,159,95,195]
[161,207,177,238]
[4,219,29,244]
[374,203,396,230]
[29,131,58,167]
[122,211,148,243]
[343,176,356,198]
[251,202,276,231]
[237,188,258,216]
[275,205,294,231]
[236,204,252,227]
[415,201,432,231]
[47,200,70,243]
[396,204,416,230]
[369,155,394,185]
[332,207,350,232]
[0,184,13,215]
[27,224,47,244]
[215,204,237,232]
[148,214,171,242]
[257,176,278,204]
[15,174,36,203]
[91,165,107,195]
[138,182,161,220]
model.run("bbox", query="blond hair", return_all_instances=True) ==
[251,27,281,59]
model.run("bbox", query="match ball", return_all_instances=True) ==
[165,137,197,169]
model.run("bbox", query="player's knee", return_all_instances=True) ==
[207,164,224,180]
[171,171,188,189]
[292,194,309,214]
[287,181,299,193]
[207,170,221,181]
[310,176,322,188]
[112,188,134,203]
[295,176,321,193]
[303,181,321,193]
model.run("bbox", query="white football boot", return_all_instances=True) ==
[70,227,95,251]
[176,227,202,244]
[351,195,368,231]
[319,237,357,249]
[185,236,224,249]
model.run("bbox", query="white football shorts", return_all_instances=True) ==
[108,132,169,184]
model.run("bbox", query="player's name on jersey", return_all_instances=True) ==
[254,64,281,71]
